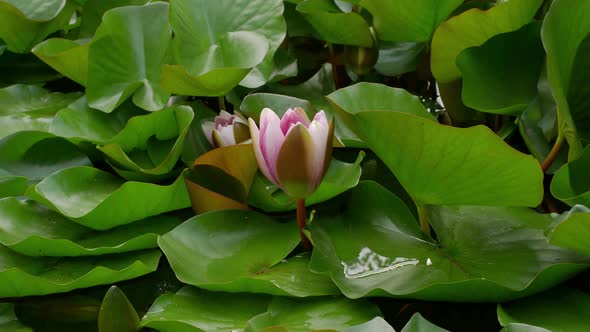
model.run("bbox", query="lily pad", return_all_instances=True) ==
[374,41,428,77]
[248,153,364,212]
[541,0,590,159]
[0,131,91,181]
[431,0,542,83]
[0,246,160,297]
[87,2,172,112]
[96,105,194,180]
[547,206,590,256]
[550,146,590,207]
[79,0,150,37]
[0,303,32,332]
[362,0,462,43]
[345,317,394,332]
[0,175,27,198]
[159,209,337,297]
[0,197,182,256]
[326,82,434,147]
[32,38,90,86]
[355,111,543,207]
[168,0,285,90]
[0,0,75,53]
[27,166,190,230]
[296,0,373,47]
[309,181,589,301]
[0,84,81,139]
[457,22,544,115]
[98,286,140,332]
[50,97,145,144]
[401,313,449,332]
[141,286,272,332]
[498,288,590,331]
[244,296,381,332]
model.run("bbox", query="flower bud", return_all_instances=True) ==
[249,107,334,198]
[202,111,250,147]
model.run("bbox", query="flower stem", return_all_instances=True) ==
[328,43,340,89]
[296,199,312,251]
[417,204,431,237]
[541,131,564,172]
[218,96,226,111]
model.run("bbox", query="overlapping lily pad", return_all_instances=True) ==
[159,209,338,297]
[0,303,32,331]
[96,105,194,180]
[0,84,81,139]
[0,197,183,256]
[32,38,90,86]
[244,296,381,332]
[309,182,589,301]
[550,146,590,207]
[27,166,190,230]
[166,0,285,91]
[542,0,590,159]
[0,0,75,53]
[0,131,91,181]
[141,286,273,332]
[248,153,364,212]
[87,2,172,112]
[547,206,590,256]
[0,173,27,198]
[362,0,462,43]
[296,0,373,47]
[498,288,590,331]
[0,246,160,297]
[431,0,542,83]
[355,111,543,207]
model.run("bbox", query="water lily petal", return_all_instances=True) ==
[259,108,284,183]
[214,110,235,128]
[201,121,215,146]
[276,123,316,198]
[213,124,237,147]
[249,118,277,187]
[307,120,329,187]
[280,107,311,134]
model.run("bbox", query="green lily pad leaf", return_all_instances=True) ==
[240,93,315,122]
[202,254,340,297]
[542,0,590,159]
[0,0,75,53]
[0,131,91,181]
[296,0,373,47]
[160,210,336,297]
[248,153,364,212]
[27,166,190,230]
[162,31,268,97]
[50,98,145,144]
[0,303,32,332]
[374,41,428,77]
[355,111,543,206]
[362,0,462,43]
[245,297,381,332]
[98,286,140,332]
[431,0,542,83]
[96,105,194,180]
[168,0,286,89]
[141,286,272,332]
[0,175,27,198]
[79,0,150,37]
[87,2,171,112]
[0,197,182,256]
[550,146,590,207]
[518,65,564,174]
[498,288,590,331]
[32,38,90,86]
[401,313,449,332]
[0,247,160,297]
[345,317,394,332]
[547,207,590,256]
[500,324,551,332]
[309,182,589,301]
[457,22,544,115]
[0,84,82,139]
[326,82,435,147]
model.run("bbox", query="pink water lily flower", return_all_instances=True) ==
[249,107,334,199]
[202,111,250,147]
